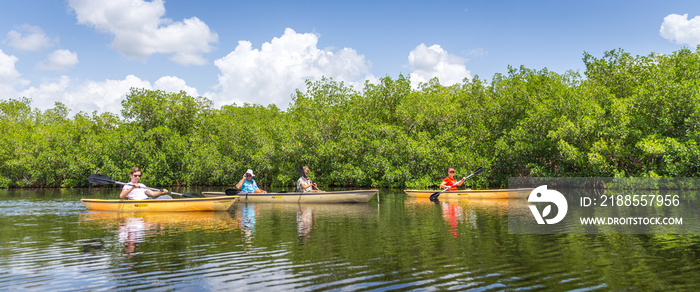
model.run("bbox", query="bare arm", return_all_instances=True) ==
[119,184,136,199]
[236,176,245,189]
[145,188,168,197]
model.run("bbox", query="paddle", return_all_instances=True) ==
[297,166,320,191]
[88,174,201,198]
[224,188,240,196]
[429,167,483,201]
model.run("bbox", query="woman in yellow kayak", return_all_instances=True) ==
[439,168,466,191]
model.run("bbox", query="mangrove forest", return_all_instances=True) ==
[1,48,700,189]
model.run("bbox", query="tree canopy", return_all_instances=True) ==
[2,48,700,189]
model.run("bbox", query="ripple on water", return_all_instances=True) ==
[3,189,700,291]
[0,200,85,216]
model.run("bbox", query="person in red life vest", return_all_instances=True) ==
[439,168,465,191]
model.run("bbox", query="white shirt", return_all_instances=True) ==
[123,183,148,200]
[297,177,312,193]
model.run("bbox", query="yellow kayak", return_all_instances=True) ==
[81,196,238,212]
[79,210,240,230]
[403,188,532,199]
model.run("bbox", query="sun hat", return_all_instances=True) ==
[245,169,255,177]
[448,168,455,173]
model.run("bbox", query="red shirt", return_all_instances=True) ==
[443,177,458,191]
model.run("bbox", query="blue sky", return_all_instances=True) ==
[1,0,700,114]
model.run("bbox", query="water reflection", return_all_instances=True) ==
[297,206,314,238]
[80,211,240,255]
[236,203,378,240]
[294,203,378,239]
[118,216,148,256]
[237,204,257,242]
[4,188,700,291]
[405,197,531,237]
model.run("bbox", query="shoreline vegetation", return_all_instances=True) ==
[2,48,700,189]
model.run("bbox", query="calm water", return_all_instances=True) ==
[2,188,700,291]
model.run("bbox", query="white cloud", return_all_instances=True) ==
[17,76,72,110]
[660,14,700,47]
[0,50,25,99]
[19,75,152,114]
[408,44,471,88]
[209,28,375,108]
[4,25,55,52]
[16,75,199,115]
[2,47,200,114]
[154,76,199,97]
[68,0,218,65]
[0,50,21,81]
[36,49,79,71]
[468,48,488,58]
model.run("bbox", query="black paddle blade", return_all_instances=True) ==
[225,188,240,196]
[88,174,115,185]
[429,191,441,201]
[182,192,202,198]
[297,166,307,178]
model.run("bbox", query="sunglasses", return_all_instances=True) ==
[448,171,455,173]
[133,174,141,177]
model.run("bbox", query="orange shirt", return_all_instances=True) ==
[443,177,458,191]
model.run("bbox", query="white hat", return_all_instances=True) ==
[245,169,255,177]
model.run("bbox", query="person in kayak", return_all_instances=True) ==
[440,168,465,191]
[119,168,173,200]
[236,169,267,193]
[297,166,324,193]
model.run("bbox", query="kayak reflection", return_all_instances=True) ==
[405,197,530,237]
[232,203,378,240]
[80,211,240,255]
